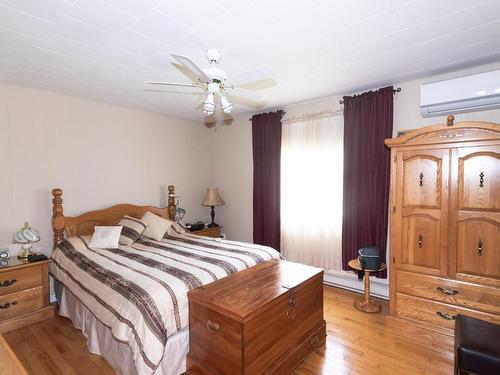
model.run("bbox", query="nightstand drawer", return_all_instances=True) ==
[0,266,43,296]
[191,226,222,238]
[0,287,44,320]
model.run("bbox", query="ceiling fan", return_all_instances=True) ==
[145,49,275,119]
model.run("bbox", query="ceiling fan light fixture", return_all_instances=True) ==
[203,92,216,115]
[146,49,274,121]
[220,94,233,114]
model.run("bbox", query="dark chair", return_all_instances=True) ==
[455,314,500,375]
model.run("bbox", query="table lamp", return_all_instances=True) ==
[14,222,40,259]
[202,188,225,228]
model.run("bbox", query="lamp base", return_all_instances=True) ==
[18,248,36,259]
[207,205,219,228]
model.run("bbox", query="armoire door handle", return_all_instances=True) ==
[436,311,456,321]
[0,301,17,309]
[419,173,424,187]
[477,240,484,256]
[0,279,17,288]
[418,234,423,248]
[437,287,459,296]
[479,172,485,188]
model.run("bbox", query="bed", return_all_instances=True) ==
[49,186,281,375]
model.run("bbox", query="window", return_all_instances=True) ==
[281,114,343,270]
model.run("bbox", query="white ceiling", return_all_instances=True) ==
[0,0,499,121]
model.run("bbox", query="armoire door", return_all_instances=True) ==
[452,145,499,287]
[394,148,449,276]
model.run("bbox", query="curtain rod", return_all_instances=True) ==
[338,87,401,105]
[248,110,286,121]
[248,86,401,120]
[281,108,343,123]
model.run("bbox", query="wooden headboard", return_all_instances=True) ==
[51,185,176,248]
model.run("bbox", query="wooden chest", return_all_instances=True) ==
[187,260,325,375]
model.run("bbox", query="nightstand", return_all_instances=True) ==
[0,258,55,334]
[190,226,222,238]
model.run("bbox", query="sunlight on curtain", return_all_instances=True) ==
[281,114,343,270]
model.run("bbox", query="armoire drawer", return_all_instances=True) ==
[397,271,500,315]
[396,293,500,331]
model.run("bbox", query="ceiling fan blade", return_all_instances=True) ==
[227,87,267,102]
[143,88,201,96]
[226,94,267,109]
[171,53,210,83]
[230,65,274,88]
[145,81,203,88]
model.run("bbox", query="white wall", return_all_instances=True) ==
[210,61,500,242]
[208,115,254,242]
[0,82,211,255]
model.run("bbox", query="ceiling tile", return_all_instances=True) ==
[155,0,227,33]
[0,26,39,50]
[53,15,112,47]
[68,0,137,34]
[130,9,195,45]
[0,3,55,37]
[0,42,30,60]
[38,33,97,60]
[109,29,170,57]
[101,0,159,18]
[0,0,72,23]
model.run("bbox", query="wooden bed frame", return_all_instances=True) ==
[51,185,177,248]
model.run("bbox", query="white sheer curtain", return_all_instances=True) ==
[281,114,344,270]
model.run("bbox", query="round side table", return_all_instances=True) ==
[348,258,386,313]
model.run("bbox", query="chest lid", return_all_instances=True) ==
[188,260,323,322]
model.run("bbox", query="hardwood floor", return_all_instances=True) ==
[4,286,454,375]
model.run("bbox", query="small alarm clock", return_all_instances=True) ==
[0,248,10,259]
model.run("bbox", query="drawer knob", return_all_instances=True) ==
[206,320,219,334]
[0,301,17,309]
[419,172,424,187]
[309,335,320,348]
[436,311,456,321]
[436,287,459,296]
[0,279,17,288]
[479,172,485,188]
[418,234,423,248]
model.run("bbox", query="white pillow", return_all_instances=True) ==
[141,212,173,241]
[89,226,122,249]
[167,222,187,236]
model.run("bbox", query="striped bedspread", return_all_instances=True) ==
[50,232,281,375]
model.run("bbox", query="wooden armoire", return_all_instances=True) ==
[385,116,499,334]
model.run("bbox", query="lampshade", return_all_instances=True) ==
[14,222,40,259]
[202,188,225,207]
[14,222,40,245]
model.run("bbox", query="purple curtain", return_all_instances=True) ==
[341,86,393,277]
[252,110,284,252]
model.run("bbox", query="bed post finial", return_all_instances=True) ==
[52,188,64,248]
[167,185,176,221]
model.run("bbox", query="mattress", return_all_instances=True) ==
[50,232,281,375]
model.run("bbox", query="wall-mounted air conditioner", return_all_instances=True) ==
[420,69,500,117]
